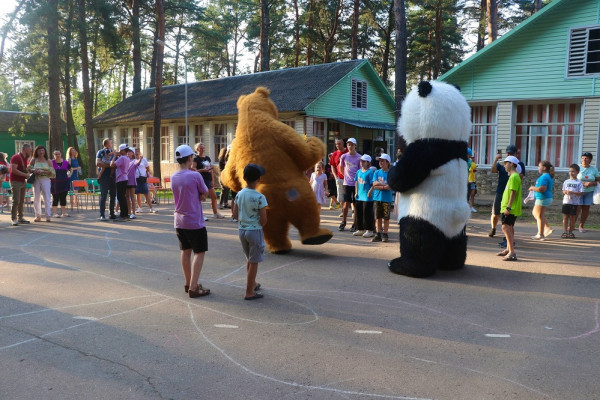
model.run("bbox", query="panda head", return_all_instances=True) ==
[397,80,471,145]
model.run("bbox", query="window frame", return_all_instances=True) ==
[470,104,498,166]
[566,25,600,78]
[351,78,368,110]
[214,123,227,160]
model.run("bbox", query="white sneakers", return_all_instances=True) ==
[135,208,143,213]
[213,213,225,219]
[352,230,365,236]
[352,230,374,238]
[471,207,478,213]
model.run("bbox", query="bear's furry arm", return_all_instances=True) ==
[388,139,468,193]
[220,152,243,192]
[274,122,325,171]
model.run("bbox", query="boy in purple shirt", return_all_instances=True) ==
[171,145,210,298]
[110,144,132,221]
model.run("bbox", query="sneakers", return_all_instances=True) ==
[352,230,365,236]
[362,230,374,238]
[136,208,143,213]
[349,225,357,233]
[371,232,382,242]
[338,221,346,231]
[338,212,344,218]
[471,207,478,213]
[100,216,107,222]
[11,219,18,226]
[329,205,335,210]
[204,217,209,222]
[335,203,341,209]
[150,209,157,213]
[109,214,117,220]
[530,234,544,240]
[544,227,553,237]
[218,204,224,210]
[488,228,496,237]
[129,214,136,219]
[382,232,389,242]
[18,219,30,224]
[213,213,225,219]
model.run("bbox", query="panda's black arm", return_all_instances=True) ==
[388,139,468,193]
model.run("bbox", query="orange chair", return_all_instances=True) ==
[70,180,91,211]
[147,177,162,204]
[160,176,173,204]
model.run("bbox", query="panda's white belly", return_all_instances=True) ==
[396,158,470,238]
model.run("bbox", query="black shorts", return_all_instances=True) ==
[176,227,208,253]
[342,185,356,203]
[562,204,578,216]
[52,191,67,207]
[492,192,503,216]
[501,214,517,226]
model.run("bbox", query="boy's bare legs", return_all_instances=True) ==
[181,249,205,291]
[246,261,259,298]
[181,249,192,288]
[502,223,516,257]
[562,214,569,234]
[569,214,577,235]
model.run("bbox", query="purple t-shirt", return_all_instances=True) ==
[127,158,137,186]
[340,152,361,186]
[172,168,208,230]
[114,156,130,183]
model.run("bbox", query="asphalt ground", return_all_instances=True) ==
[1,202,599,400]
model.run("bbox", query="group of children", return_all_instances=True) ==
[309,151,394,243]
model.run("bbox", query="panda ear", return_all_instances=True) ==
[418,81,432,97]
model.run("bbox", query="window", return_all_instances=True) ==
[132,128,140,150]
[351,79,368,110]
[470,105,497,165]
[177,126,187,147]
[160,126,170,162]
[118,128,128,146]
[214,123,227,158]
[14,140,35,156]
[146,127,153,161]
[514,103,581,169]
[193,124,203,147]
[567,26,600,77]
[312,121,325,141]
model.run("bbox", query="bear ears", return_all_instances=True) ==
[237,86,271,108]
[417,81,461,98]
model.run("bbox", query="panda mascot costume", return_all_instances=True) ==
[388,80,471,278]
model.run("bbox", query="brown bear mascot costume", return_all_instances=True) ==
[221,87,333,253]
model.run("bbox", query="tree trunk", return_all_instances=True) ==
[132,0,142,94]
[122,45,130,101]
[293,0,300,67]
[47,0,62,153]
[62,0,82,168]
[534,0,542,12]
[306,0,314,65]
[78,0,96,177]
[351,0,360,60]
[149,29,158,88]
[323,0,342,63]
[477,0,486,51]
[487,0,497,44]
[153,0,165,180]
[380,0,394,86]
[433,6,442,79]
[259,0,270,71]
[394,0,407,150]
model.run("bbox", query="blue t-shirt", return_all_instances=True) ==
[534,173,553,200]
[496,161,526,193]
[234,187,268,230]
[354,168,374,202]
[372,169,393,202]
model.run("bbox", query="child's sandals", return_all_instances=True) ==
[496,249,509,257]
[561,232,568,238]
[502,254,518,262]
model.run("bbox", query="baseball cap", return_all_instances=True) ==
[360,154,372,162]
[376,153,391,163]
[174,145,196,159]
[503,155,520,165]
[118,143,130,152]
[506,144,518,154]
[347,138,357,145]
[467,148,473,156]
[243,163,266,182]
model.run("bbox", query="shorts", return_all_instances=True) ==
[335,178,344,202]
[374,201,392,220]
[127,184,136,189]
[52,191,67,207]
[342,185,356,203]
[534,198,552,207]
[176,227,208,253]
[239,229,265,263]
[204,180,214,190]
[501,213,517,226]
[327,179,337,197]
[135,181,149,194]
[492,192,503,216]
[562,204,578,216]
[581,191,594,206]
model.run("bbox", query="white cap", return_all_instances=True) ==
[376,153,391,163]
[347,138,357,145]
[503,155,519,165]
[118,144,130,152]
[360,154,372,162]
[175,145,196,159]
[516,164,522,174]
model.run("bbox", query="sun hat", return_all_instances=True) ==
[118,144,130,152]
[376,153,391,163]
[243,163,266,182]
[360,154,372,162]
[174,145,196,160]
[347,138,357,145]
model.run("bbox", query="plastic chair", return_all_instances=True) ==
[0,181,10,214]
[147,177,162,205]
[25,183,34,214]
[85,178,100,194]
[70,180,90,211]
[160,176,172,204]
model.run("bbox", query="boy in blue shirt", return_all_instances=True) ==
[232,164,268,300]
[370,153,393,242]
[353,154,375,238]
